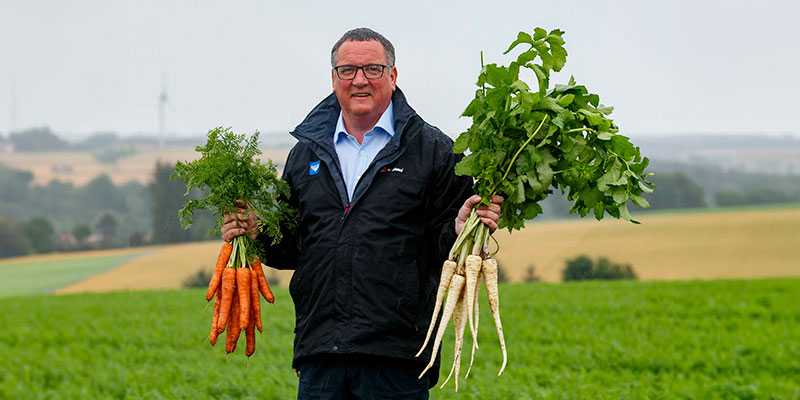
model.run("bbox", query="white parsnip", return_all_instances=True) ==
[482,257,507,376]
[440,286,467,390]
[419,274,466,379]
[465,271,481,379]
[416,260,457,358]
[464,255,482,349]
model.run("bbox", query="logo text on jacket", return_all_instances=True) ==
[380,166,404,173]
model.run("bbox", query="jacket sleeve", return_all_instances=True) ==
[254,145,302,270]
[424,132,474,264]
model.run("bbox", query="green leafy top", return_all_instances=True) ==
[454,27,653,232]
[171,127,296,244]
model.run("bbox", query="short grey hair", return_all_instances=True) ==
[331,27,396,68]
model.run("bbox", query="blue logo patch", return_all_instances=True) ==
[309,160,321,176]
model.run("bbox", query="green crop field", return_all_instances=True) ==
[1,280,798,399]
[0,253,144,298]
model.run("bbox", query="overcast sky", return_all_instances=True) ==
[1,0,798,142]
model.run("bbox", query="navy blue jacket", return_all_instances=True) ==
[260,88,472,383]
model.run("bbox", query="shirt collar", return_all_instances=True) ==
[334,101,395,142]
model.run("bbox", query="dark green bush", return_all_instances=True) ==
[524,264,540,282]
[563,255,636,281]
[183,267,213,288]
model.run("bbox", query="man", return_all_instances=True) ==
[222,27,502,399]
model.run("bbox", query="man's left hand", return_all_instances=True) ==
[455,195,504,235]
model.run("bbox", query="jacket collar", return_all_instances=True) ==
[290,87,421,209]
[291,87,417,148]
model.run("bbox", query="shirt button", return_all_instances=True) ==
[359,150,365,155]
[332,345,339,351]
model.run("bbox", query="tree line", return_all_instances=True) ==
[0,127,204,152]
[0,162,213,258]
[537,160,800,219]
[2,156,800,258]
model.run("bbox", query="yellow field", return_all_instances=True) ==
[494,206,800,282]
[0,146,290,185]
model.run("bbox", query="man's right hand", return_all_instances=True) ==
[221,200,258,242]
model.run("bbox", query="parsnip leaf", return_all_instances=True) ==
[453,27,653,231]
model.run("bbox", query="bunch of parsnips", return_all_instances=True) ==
[416,27,653,391]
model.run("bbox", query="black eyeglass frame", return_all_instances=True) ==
[333,64,392,80]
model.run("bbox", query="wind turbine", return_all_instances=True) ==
[158,73,169,148]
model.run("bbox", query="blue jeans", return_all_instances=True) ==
[296,354,432,400]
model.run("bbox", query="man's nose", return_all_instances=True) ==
[352,68,369,85]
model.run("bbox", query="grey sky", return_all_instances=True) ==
[1,0,798,141]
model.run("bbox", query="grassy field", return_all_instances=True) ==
[0,252,145,297]
[0,279,798,399]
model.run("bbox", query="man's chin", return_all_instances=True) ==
[346,107,377,117]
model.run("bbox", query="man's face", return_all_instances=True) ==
[332,40,397,123]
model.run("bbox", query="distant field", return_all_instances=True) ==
[494,204,800,282]
[1,280,798,399]
[54,241,292,294]
[0,146,290,185]
[0,251,145,297]
[2,206,798,297]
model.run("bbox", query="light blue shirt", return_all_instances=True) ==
[334,101,395,201]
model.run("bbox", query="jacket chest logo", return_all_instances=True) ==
[380,166,404,173]
[309,160,321,175]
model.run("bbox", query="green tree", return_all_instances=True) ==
[563,255,594,281]
[0,217,31,258]
[0,165,32,203]
[72,224,91,244]
[563,255,636,281]
[95,213,118,248]
[74,132,121,150]
[643,172,706,210]
[128,231,146,247]
[23,217,56,254]
[9,126,70,151]
[151,162,191,243]
[716,188,797,207]
[524,264,540,282]
[81,175,127,212]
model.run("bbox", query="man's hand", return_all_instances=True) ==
[455,194,504,235]
[221,200,258,242]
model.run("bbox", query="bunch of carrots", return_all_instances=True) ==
[206,238,275,358]
[171,128,296,359]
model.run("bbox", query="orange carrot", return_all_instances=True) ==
[206,242,233,301]
[246,304,256,357]
[226,289,241,354]
[237,267,251,331]
[249,268,263,332]
[209,284,223,346]
[251,258,275,303]
[217,267,236,334]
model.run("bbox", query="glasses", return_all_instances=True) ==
[333,64,391,80]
